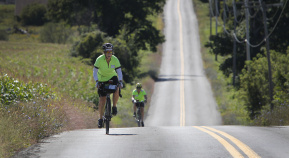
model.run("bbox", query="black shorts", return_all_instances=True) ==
[135,102,144,108]
[98,76,119,97]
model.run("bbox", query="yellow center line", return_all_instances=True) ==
[178,0,185,127]
[203,126,261,158]
[194,126,244,158]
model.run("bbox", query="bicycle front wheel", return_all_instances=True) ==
[137,108,141,127]
[106,118,110,134]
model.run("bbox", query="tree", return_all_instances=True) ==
[46,0,94,26]
[70,29,140,82]
[20,3,47,26]
[266,0,289,53]
[46,0,165,52]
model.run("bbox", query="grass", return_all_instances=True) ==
[0,3,163,157]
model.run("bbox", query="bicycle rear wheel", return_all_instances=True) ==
[105,98,111,134]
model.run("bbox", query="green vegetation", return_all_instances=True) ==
[0,74,65,158]
[39,22,72,44]
[0,2,163,157]
[0,5,15,30]
[20,3,47,26]
[193,0,289,125]
[46,0,165,52]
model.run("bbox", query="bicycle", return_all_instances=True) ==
[100,80,121,134]
[134,100,144,127]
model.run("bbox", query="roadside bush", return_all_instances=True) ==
[253,102,289,126]
[39,22,72,44]
[71,30,105,58]
[0,30,8,41]
[20,3,47,26]
[239,55,270,120]
[0,74,65,157]
[0,74,55,104]
[239,50,289,122]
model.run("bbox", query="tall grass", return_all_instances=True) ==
[0,41,98,104]
[0,74,65,157]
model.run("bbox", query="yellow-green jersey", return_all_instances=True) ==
[132,89,147,101]
[94,54,121,82]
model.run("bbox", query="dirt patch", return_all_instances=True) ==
[61,100,98,130]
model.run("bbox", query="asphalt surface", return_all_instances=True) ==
[14,0,289,158]
[145,0,222,127]
[15,126,289,158]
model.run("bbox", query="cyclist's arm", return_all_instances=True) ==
[144,95,147,103]
[116,68,123,81]
[93,67,98,82]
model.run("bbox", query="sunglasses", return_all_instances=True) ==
[105,51,113,54]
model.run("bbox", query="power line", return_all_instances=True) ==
[210,0,287,48]
[233,0,245,23]
[245,0,287,48]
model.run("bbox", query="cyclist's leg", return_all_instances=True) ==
[140,106,145,127]
[141,107,144,121]
[111,76,119,108]
[132,103,136,117]
[98,96,106,118]
[140,102,145,122]
[98,84,107,119]
[112,87,119,107]
[133,103,136,113]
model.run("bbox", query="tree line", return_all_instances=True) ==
[206,0,289,123]
[19,0,166,83]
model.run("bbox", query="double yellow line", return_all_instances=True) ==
[178,0,185,127]
[194,126,261,158]
[177,2,260,157]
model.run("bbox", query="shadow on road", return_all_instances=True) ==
[108,134,137,136]
[155,74,204,82]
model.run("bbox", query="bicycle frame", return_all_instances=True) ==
[134,101,143,127]
[100,80,120,134]
[104,93,111,134]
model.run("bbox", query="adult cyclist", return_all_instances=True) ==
[132,83,147,127]
[93,43,123,128]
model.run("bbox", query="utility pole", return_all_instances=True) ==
[223,0,237,86]
[209,0,212,37]
[233,12,237,86]
[215,0,219,61]
[261,1,273,110]
[260,0,283,111]
[244,0,251,60]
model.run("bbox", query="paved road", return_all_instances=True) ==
[145,0,222,127]
[14,0,289,158]
[16,126,289,158]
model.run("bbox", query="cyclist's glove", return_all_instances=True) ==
[119,81,123,88]
[95,81,99,88]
